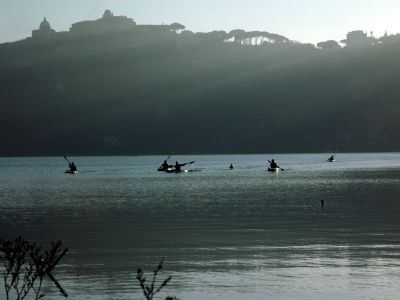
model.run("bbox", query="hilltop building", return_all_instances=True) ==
[27,10,173,43]
[32,17,57,39]
[70,10,136,36]
[345,30,369,48]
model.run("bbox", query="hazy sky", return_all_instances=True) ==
[1,0,400,44]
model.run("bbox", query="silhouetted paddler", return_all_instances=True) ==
[69,162,77,172]
[175,161,187,173]
[161,160,169,170]
[269,159,279,169]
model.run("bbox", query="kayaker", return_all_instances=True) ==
[327,155,335,162]
[69,162,77,172]
[174,161,187,173]
[269,159,279,169]
[161,160,169,170]
[229,164,233,169]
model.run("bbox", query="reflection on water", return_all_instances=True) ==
[1,153,400,299]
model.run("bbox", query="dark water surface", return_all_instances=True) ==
[1,153,400,299]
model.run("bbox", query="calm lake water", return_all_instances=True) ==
[1,153,400,299]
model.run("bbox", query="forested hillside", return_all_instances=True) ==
[1,25,400,155]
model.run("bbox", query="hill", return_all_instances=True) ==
[1,15,400,155]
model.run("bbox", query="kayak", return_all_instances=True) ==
[157,165,174,171]
[158,161,196,172]
[159,166,198,173]
[65,170,78,174]
[166,168,189,173]
[327,159,335,162]
[267,167,280,172]
[158,166,174,172]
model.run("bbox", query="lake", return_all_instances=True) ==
[1,153,400,299]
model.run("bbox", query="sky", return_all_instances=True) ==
[1,0,400,44]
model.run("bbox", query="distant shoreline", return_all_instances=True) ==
[1,151,400,158]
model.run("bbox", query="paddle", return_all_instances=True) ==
[63,155,71,165]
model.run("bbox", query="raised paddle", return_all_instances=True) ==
[63,155,71,164]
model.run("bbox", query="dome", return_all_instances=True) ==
[39,17,51,30]
[103,10,114,18]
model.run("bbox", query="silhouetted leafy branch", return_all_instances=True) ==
[136,259,173,300]
[0,236,68,300]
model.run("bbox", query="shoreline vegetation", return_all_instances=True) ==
[0,237,177,300]
[0,237,68,300]
[1,11,400,155]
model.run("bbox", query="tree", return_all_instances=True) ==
[261,32,290,45]
[180,30,194,37]
[169,23,185,34]
[268,33,290,44]
[250,31,264,45]
[197,30,228,43]
[228,29,246,45]
[317,40,341,50]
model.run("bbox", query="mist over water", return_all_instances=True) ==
[1,153,400,299]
